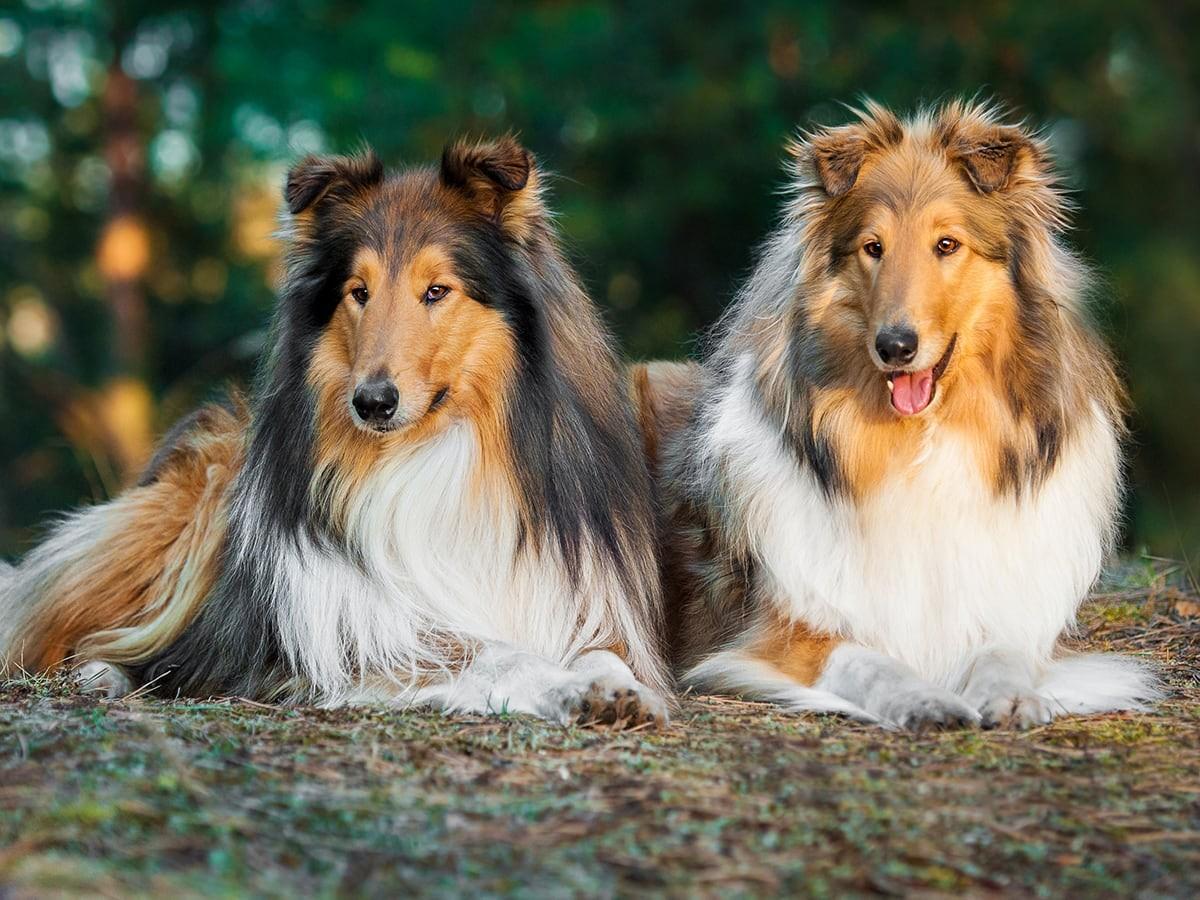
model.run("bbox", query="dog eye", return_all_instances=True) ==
[863,241,883,259]
[935,237,960,255]
[423,284,450,304]
[350,286,370,306]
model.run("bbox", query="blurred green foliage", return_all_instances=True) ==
[0,0,1197,561]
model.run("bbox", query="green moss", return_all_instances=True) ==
[1092,601,1153,625]
[2,587,1198,896]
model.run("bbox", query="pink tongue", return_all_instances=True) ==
[891,368,934,415]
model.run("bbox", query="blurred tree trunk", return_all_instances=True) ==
[82,23,154,487]
[99,63,149,374]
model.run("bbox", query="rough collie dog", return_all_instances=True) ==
[638,101,1158,730]
[0,137,669,726]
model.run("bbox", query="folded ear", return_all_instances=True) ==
[951,127,1033,193]
[799,102,903,198]
[807,127,869,197]
[942,117,1040,194]
[440,136,543,239]
[284,149,384,215]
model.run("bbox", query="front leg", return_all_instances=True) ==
[562,649,669,727]
[74,660,134,698]
[407,644,667,728]
[685,620,979,731]
[959,648,1051,729]
[815,645,981,732]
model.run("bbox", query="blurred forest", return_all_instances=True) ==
[0,0,1197,562]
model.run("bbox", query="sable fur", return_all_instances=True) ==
[1,139,669,720]
[646,100,1157,728]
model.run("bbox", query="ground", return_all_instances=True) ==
[1,563,1198,898]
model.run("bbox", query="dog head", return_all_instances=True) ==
[282,137,544,443]
[793,100,1062,418]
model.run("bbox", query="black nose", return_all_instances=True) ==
[352,378,399,423]
[875,326,919,366]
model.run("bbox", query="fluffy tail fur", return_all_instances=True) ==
[684,650,878,721]
[0,402,244,676]
[1037,652,1161,716]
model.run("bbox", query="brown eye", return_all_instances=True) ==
[936,237,960,256]
[863,241,883,259]
[351,286,369,306]
[423,284,450,304]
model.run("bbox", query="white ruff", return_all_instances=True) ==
[702,353,1137,694]
[271,423,636,704]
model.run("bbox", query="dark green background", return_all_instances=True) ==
[1,1,1197,562]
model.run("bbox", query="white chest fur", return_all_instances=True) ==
[270,424,618,700]
[708,356,1121,686]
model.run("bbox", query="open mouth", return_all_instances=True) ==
[886,334,957,416]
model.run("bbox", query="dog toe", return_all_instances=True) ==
[889,689,981,732]
[979,693,1053,730]
[74,661,132,699]
[573,679,667,730]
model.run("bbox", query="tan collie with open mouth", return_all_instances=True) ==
[636,101,1158,729]
[0,137,669,727]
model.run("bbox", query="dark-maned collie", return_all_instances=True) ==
[0,137,669,726]
[636,101,1158,730]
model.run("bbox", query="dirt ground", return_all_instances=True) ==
[2,563,1198,898]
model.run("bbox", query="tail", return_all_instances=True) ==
[684,649,878,722]
[0,401,245,676]
[0,506,114,673]
[1037,653,1162,716]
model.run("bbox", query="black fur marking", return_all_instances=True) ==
[801,411,844,498]
[1036,418,1061,470]
[764,305,847,498]
[128,542,290,699]
[997,226,1072,495]
[449,222,654,594]
[997,445,1021,497]
[134,162,388,698]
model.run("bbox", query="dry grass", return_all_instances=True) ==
[1,563,1198,897]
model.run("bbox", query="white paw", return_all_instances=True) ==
[882,687,981,732]
[977,692,1053,729]
[74,661,132,698]
[545,676,669,729]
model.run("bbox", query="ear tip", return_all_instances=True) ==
[440,135,533,191]
[805,127,866,197]
[361,146,384,175]
[502,148,532,190]
[283,157,321,214]
[283,150,384,214]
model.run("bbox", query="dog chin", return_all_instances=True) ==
[349,413,409,435]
